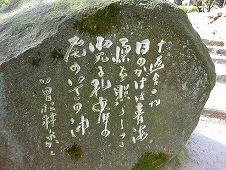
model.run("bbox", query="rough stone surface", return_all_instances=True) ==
[0,0,215,169]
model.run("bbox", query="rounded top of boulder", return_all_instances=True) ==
[0,0,176,63]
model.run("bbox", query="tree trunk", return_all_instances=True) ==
[174,0,182,5]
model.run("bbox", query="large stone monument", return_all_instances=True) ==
[0,0,215,169]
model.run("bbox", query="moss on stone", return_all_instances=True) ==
[65,144,82,162]
[131,152,169,170]
[75,3,123,36]
[29,57,42,67]
[50,48,64,63]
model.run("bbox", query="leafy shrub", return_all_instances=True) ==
[179,5,199,13]
[0,0,11,8]
[179,5,188,12]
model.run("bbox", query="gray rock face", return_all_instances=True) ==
[0,0,215,169]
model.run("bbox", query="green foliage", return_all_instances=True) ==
[178,5,199,13]
[131,152,169,170]
[0,0,11,8]
[65,144,82,162]
[75,4,123,36]
[178,6,188,12]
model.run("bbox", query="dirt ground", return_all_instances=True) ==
[188,8,226,45]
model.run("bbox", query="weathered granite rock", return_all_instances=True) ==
[0,0,216,169]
